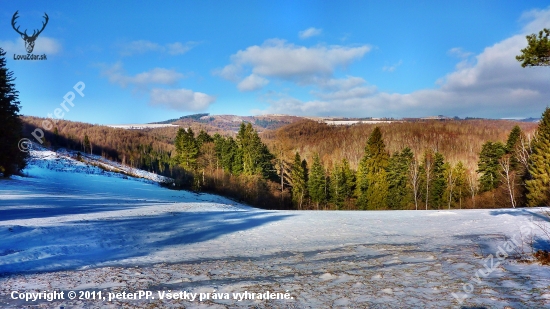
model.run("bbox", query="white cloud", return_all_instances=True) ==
[0,36,61,54]
[119,40,199,56]
[258,8,550,119]
[447,47,473,58]
[150,88,216,111]
[382,60,403,72]
[238,74,269,92]
[217,39,371,91]
[102,62,184,89]
[299,27,322,39]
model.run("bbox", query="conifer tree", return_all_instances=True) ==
[196,130,213,147]
[308,153,326,209]
[0,48,27,177]
[83,134,91,154]
[477,141,506,192]
[356,127,389,210]
[526,107,550,206]
[236,122,275,178]
[341,158,355,202]
[330,162,345,209]
[430,152,447,209]
[290,152,308,209]
[175,128,199,170]
[387,148,414,209]
[505,125,522,170]
[453,161,468,209]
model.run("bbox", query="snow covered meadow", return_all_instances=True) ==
[1,148,549,308]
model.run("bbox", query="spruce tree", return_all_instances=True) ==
[83,134,91,154]
[330,162,345,209]
[308,153,326,209]
[236,122,275,178]
[453,161,468,209]
[175,128,199,170]
[290,152,308,209]
[526,107,550,206]
[430,152,447,209]
[388,147,414,209]
[477,141,506,192]
[341,158,355,202]
[196,130,213,147]
[0,48,27,177]
[356,127,389,210]
[505,125,522,170]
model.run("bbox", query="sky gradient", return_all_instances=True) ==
[1,1,550,124]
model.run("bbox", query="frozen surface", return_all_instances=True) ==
[0,148,549,308]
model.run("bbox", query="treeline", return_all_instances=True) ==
[21,113,549,211]
[21,116,178,176]
[265,119,538,172]
[171,122,289,208]
[267,111,549,210]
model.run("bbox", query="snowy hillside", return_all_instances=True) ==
[1,148,550,308]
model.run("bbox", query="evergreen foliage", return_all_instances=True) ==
[290,152,308,209]
[387,148,414,209]
[0,48,27,177]
[83,134,91,154]
[237,123,275,179]
[308,153,326,209]
[477,141,506,192]
[429,152,447,209]
[516,28,550,67]
[330,159,354,209]
[175,128,199,170]
[196,129,213,147]
[356,127,389,209]
[526,107,550,206]
[505,125,522,170]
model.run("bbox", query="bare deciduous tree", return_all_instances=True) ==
[467,171,479,208]
[499,155,517,208]
[408,158,420,210]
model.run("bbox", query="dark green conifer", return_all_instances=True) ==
[0,48,27,177]
[526,108,550,206]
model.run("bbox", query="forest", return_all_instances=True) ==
[20,112,548,211]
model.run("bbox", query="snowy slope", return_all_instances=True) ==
[28,144,173,183]
[1,148,550,308]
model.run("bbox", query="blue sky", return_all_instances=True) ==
[1,1,550,124]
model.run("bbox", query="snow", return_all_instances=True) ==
[1,147,550,308]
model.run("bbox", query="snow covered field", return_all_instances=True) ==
[1,148,549,308]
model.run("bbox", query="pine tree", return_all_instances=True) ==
[526,107,550,206]
[387,148,414,209]
[0,48,27,177]
[453,161,468,209]
[175,128,199,170]
[290,152,308,209]
[356,127,389,210]
[83,134,91,154]
[430,152,447,209]
[308,153,326,209]
[196,130,213,147]
[236,122,275,178]
[477,141,506,192]
[341,158,355,203]
[330,162,345,209]
[505,125,522,170]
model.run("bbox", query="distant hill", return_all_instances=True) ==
[150,113,305,134]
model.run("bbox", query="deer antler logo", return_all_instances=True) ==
[11,11,49,54]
